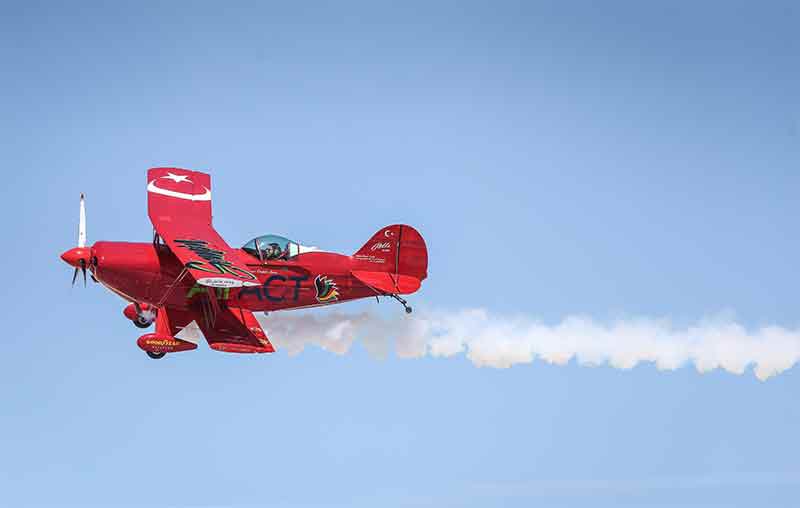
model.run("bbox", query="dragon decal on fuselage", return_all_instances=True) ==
[174,239,256,281]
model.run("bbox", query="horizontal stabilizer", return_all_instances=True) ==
[351,270,421,295]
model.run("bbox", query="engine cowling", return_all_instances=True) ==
[137,333,198,354]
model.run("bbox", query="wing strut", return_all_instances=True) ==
[156,267,191,307]
[198,290,222,329]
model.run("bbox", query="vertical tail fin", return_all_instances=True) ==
[351,224,427,294]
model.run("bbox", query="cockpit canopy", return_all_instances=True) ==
[242,235,320,262]
[242,234,301,261]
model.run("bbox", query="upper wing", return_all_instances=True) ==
[147,167,259,288]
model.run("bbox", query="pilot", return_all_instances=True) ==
[264,242,283,260]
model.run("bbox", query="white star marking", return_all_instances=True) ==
[163,172,192,184]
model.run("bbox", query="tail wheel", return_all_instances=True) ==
[146,351,166,360]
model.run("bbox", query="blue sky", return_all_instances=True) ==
[1,1,799,506]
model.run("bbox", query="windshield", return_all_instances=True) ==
[242,235,300,261]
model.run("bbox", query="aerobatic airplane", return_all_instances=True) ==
[60,168,428,359]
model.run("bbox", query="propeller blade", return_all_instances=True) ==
[72,267,78,286]
[78,193,86,248]
[80,259,87,287]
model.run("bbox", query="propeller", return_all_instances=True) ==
[61,193,91,287]
[72,259,87,287]
[71,194,87,286]
[78,192,86,248]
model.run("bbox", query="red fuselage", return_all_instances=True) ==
[84,241,378,312]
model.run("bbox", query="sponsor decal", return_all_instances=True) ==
[145,339,181,347]
[147,172,211,201]
[314,275,339,303]
[354,254,386,264]
[238,274,308,303]
[174,239,257,283]
[197,277,252,288]
[371,241,392,252]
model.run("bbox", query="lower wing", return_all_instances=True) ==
[196,306,275,353]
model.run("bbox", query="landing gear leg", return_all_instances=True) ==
[388,294,413,314]
[146,351,166,360]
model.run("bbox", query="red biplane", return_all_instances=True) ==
[60,168,428,359]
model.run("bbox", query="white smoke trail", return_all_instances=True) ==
[257,309,800,380]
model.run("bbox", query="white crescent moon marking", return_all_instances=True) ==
[384,229,394,237]
[147,180,211,201]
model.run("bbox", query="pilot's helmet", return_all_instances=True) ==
[267,243,281,259]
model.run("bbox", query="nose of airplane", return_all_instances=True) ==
[60,247,91,268]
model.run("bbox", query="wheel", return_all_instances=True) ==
[134,317,152,329]
[146,351,166,359]
[405,306,413,314]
